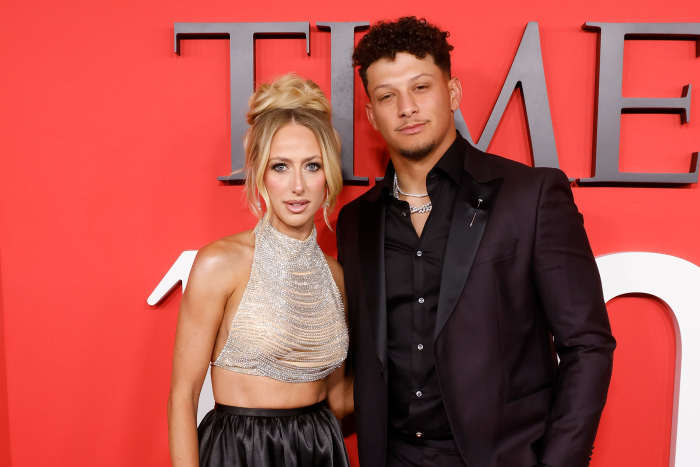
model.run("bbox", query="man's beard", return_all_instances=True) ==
[398,139,438,161]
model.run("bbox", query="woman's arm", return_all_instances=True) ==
[325,256,354,420]
[167,242,239,467]
[327,362,354,420]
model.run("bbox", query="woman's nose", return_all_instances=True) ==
[291,168,305,194]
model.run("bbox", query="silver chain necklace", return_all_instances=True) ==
[393,173,429,197]
[393,173,432,215]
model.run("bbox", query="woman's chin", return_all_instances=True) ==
[269,213,316,236]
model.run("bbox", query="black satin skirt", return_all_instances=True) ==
[198,400,349,467]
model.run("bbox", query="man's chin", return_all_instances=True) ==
[398,141,437,161]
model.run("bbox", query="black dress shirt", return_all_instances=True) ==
[383,137,464,441]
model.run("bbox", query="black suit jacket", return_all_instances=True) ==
[336,140,615,467]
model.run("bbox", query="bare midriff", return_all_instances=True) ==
[211,366,328,409]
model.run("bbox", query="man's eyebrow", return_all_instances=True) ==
[371,73,435,93]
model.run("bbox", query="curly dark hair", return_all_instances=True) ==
[352,16,454,92]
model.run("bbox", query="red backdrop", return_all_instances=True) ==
[1,0,699,466]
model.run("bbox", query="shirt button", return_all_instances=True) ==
[416,250,423,257]
[417,343,424,351]
[401,211,407,217]
[416,431,423,438]
[416,390,423,398]
[418,297,425,304]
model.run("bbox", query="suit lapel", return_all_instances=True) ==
[357,193,388,375]
[434,170,503,340]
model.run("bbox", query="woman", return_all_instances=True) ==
[168,74,352,467]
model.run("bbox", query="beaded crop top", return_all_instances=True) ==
[212,220,348,383]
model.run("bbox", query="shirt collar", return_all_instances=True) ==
[431,133,466,185]
[380,132,466,198]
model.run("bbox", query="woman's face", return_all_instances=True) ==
[263,122,327,239]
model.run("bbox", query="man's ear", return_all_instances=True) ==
[448,77,463,112]
[365,102,378,130]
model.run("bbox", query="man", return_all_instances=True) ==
[336,17,615,467]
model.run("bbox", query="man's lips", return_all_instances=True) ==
[284,200,310,213]
[396,122,427,135]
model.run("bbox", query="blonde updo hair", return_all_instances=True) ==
[244,73,342,228]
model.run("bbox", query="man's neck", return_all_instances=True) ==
[390,129,457,193]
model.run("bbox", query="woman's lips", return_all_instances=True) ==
[285,200,310,214]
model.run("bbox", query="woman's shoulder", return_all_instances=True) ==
[324,254,344,289]
[324,254,342,274]
[190,230,255,285]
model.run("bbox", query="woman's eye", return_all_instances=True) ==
[306,162,321,172]
[271,163,287,172]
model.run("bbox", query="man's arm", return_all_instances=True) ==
[336,209,346,266]
[532,169,616,467]
[334,207,360,436]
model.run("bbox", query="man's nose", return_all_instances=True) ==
[397,92,418,118]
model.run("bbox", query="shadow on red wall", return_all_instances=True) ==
[0,249,12,467]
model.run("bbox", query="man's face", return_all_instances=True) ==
[364,52,461,161]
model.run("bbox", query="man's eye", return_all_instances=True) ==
[415,84,429,91]
[378,94,392,102]
[271,163,287,172]
[306,162,322,172]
